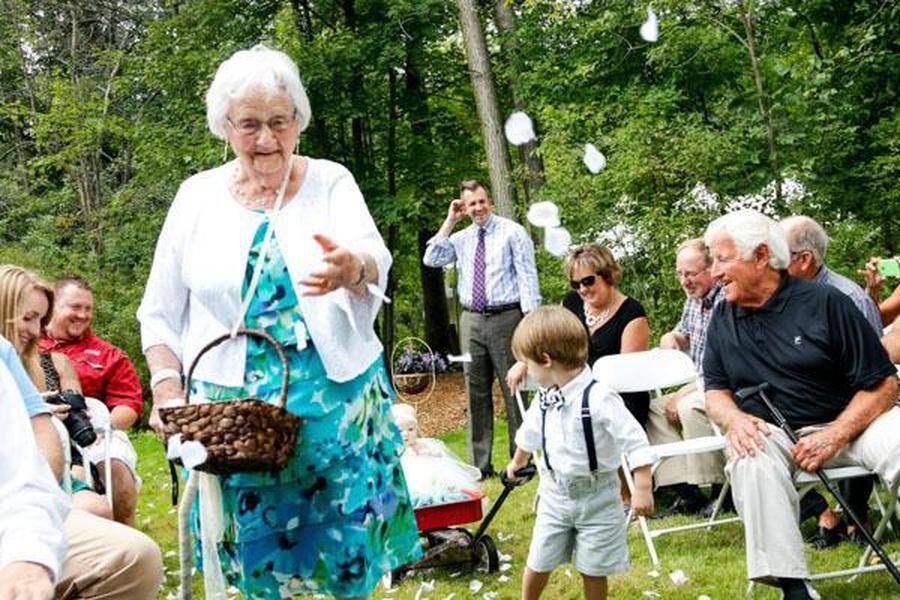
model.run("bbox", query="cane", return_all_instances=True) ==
[735,382,900,584]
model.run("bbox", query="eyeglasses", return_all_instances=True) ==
[570,273,603,290]
[675,268,708,281]
[226,110,298,137]
[789,250,809,262]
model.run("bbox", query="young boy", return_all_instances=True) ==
[506,306,655,600]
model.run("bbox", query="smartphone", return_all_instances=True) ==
[877,258,900,278]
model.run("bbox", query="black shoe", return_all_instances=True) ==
[701,490,735,518]
[479,466,497,479]
[807,521,847,550]
[651,495,706,519]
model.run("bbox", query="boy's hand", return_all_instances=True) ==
[630,488,655,517]
[505,459,528,482]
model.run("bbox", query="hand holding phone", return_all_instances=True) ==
[877,258,900,278]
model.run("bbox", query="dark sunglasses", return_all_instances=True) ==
[570,273,602,290]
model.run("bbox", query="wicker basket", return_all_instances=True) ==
[159,328,301,476]
[393,372,430,395]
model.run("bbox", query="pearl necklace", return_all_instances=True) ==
[584,300,613,328]
[230,166,277,209]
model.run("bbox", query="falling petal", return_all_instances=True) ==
[698,596,712,600]
[498,575,510,583]
[499,563,512,572]
[497,532,514,542]
[527,201,561,228]
[564,569,573,578]
[544,226,572,257]
[498,552,512,563]
[669,570,689,585]
[483,593,498,600]
[647,570,660,578]
[504,111,536,146]
[180,440,208,469]
[469,580,484,593]
[447,353,472,363]
[640,6,659,43]
[583,143,607,174]
[642,592,661,599]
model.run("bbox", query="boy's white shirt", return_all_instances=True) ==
[515,366,656,477]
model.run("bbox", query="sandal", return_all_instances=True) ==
[807,521,847,550]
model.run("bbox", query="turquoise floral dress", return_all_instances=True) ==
[193,219,421,598]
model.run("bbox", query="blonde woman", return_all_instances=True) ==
[0,265,111,519]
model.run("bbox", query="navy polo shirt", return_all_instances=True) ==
[703,274,895,429]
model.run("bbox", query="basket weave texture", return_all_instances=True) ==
[393,373,430,395]
[159,328,301,476]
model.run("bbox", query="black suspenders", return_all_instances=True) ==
[540,381,598,473]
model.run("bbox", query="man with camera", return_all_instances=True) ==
[1,334,162,599]
[40,276,143,525]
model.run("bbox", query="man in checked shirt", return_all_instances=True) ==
[423,180,541,478]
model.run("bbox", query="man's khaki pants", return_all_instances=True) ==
[728,406,900,582]
[646,387,725,487]
[57,509,163,599]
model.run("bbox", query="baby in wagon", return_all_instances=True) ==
[391,403,481,508]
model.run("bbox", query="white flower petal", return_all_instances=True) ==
[640,6,659,42]
[504,111,536,146]
[544,227,572,257]
[527,201,561,228]
[469,579,484,593]
[583,143,607,174]
[669,569,689,585]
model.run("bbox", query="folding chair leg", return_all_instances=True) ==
[621,454,660,567]
[707,480,731,529]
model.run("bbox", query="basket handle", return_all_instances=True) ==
[184,328,289,409]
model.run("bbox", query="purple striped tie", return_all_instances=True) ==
[471,227,487,311]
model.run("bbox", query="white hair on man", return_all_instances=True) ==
[780,215,828,270]
[205,44,312,139]
[704,208,790,270]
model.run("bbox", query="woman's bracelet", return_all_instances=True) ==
[150,368,182,390]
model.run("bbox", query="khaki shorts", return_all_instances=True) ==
[526,470,629,577]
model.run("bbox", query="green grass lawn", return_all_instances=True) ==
[133,424,900,599]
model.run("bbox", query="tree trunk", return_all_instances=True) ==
[738,0,782,205]
[405,36,454,355]
[454,0,516,217]
[492,0,544,207]
[382,68,398,358]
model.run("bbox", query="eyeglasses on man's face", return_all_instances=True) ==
[675,268,709,281]
[227,110,298,137]
[570,273,603,290]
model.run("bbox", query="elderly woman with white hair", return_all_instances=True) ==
[138,45,420,598]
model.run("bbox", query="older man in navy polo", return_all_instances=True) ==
[702,209,899,600]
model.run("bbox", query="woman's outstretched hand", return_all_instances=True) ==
[299,234,366,295]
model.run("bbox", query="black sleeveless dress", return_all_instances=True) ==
[563,290,651,426]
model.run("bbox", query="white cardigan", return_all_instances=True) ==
[137,158,391,386]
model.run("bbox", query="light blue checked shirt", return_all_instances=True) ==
[423,214,541,312]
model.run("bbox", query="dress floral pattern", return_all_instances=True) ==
[193,218,421,598]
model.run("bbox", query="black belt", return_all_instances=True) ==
[463,302,521,315]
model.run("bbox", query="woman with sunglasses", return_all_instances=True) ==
[561,244,650,424]
[507,244,651,425]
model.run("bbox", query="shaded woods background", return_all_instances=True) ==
[0,0,897,420]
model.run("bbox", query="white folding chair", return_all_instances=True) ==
[593,348,739,568]
[50,417,73,494]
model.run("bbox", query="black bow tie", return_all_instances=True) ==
[538,386,566,410]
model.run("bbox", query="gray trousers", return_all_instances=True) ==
[646,387,725,487]
[460,308,523,472]
[729,406,900,582]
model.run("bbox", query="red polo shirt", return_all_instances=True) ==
[40,330,143,416]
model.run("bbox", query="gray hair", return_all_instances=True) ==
[780,215,827,269]
[704,209,790,270]
[205,44,311,140]
[676,238,711,267]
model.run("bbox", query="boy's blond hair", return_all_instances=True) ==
[511,306,588,370]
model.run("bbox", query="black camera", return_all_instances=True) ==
[46,389,97,447]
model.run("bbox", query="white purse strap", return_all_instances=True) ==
[230,156,295,338]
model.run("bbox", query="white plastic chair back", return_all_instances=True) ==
[51,417,72,494]
[592,348,697,394]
